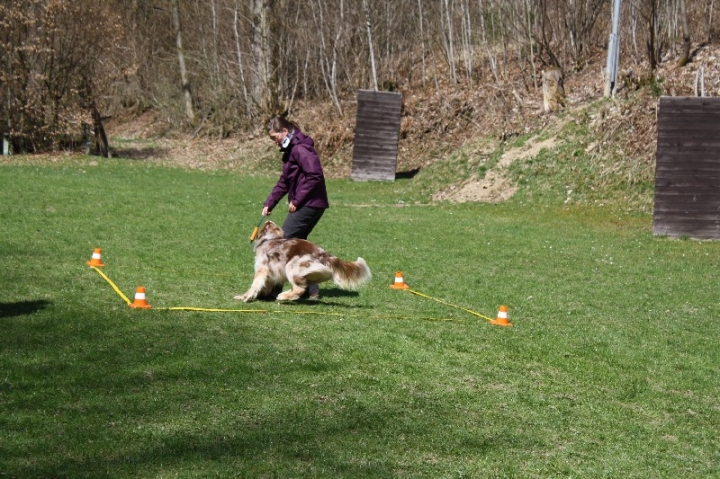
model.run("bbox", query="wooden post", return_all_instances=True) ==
[90,103,111,158]
[542,67,566,113]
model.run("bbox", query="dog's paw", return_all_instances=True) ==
[276,290,301,301]
[233,292,253,302]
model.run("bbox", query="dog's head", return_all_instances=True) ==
[256,220,285,242]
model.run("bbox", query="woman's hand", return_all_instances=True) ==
[262,206,270,216]
[288,202,297,213]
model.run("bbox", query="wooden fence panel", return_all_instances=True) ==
[653,97,720,239]
[351,90,403,181]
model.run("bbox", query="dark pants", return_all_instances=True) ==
[282,206,325,240]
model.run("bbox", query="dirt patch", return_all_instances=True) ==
[433,122,564,203]
[434,172,518,203]
[106,108,565,204]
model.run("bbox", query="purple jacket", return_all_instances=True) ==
[264,130,329,212]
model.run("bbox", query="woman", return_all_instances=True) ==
[261,115,329,299]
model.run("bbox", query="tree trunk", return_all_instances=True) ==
[171,0,195,122]
[417,0,426,87]
[441,0,457,84]
[233,2,251,117]
[677,0,691,67]
[646,0,659,71]
[90,102,111,158]
[709,0,715,43]
[362,0,379,91]
[460,0,473,79]
[478,0,500,84]
[250,0,275,114]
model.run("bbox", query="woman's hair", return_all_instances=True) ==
[266,115,300,135]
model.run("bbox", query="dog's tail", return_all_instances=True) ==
[329,257,372,290]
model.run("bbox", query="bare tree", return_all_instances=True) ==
[441,0,458,84]
[310,0,344,115]
[250,0,275,113]
[0,0,126,152]
[478,0,500,83]
[233,2,251,117]
[362,0,379,91]
[708,0,715,42]
[417,0,428,87]
[172,0,195,122]
[644,0,661,70]
[6,0,720,149]
[564,0,607,67]
[677,0,691,66]
[460,0,475,79]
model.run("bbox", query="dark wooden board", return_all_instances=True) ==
[350,90,403,181]
[653,97,720,239]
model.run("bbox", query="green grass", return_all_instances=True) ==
[2,158,720,477]
[506,103,656,214]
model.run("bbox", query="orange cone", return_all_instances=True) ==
[129,286,152,309]
[389,271,410,290]
[86,248,105,267]
[490,305,512,327]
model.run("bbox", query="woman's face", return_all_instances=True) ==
[269,128,289,147]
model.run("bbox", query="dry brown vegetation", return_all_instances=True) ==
[105,39,720,193]
[4,0,720,206]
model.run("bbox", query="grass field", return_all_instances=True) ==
[2,158,720,478]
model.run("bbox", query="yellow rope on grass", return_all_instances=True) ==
[89,265,464,322]
[156,306,344,316]
[406,289,494,322]
[91,266,132,306]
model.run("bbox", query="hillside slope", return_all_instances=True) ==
[105,41,720,212]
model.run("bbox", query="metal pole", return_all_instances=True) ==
[604,0,622,97]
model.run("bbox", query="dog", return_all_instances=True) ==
[234,220,371,302]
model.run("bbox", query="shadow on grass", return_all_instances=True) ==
[395,168,421,179]
[251,288,365,306]
[315,288,360,299]
[7,396,520,478]
[294,300,370,308]
[0,300,51,318]
[0,303,507,478]
[112,146,171,161]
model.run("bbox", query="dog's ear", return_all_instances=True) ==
[258,220,284,240]
[275,223,285,238]
[258,221,272,237]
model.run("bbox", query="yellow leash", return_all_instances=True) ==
[406,289,495,322]
[154,306,457,322]
[156,306,343,316]
[88,265,464,323]
[91,266,132,306]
